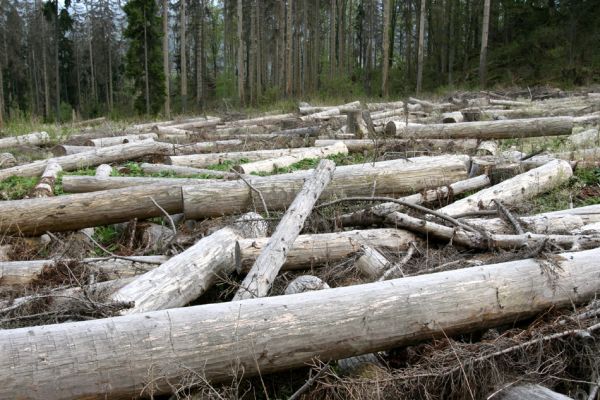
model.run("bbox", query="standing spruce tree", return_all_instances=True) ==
[124,0,165,115]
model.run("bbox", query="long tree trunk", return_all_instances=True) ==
[479,0,491,87]
[286,0,293,96]
[163,0,170,117]
[416,0,426,94]
[386,116,574,139]
[0,65,3,129]
[143,6,150,115]
[236,0,245,103]
[382,0,391,97]
[2,247,600,399]
[180,0,188,112]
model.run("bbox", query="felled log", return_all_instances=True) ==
[568,128,598,148]
[236,228,418,271]
[183,156,470,219]
[168,117,221,130]
[299,101,361,116]
[488,99,531,107]
[29,160,62,197]
[442,111,464,123]
[0,141,173,181]
[340,175,491,227]
[0,184,184,235]
[84,133,158,147]
[0,131,50,150]
[95,164,112,178]
[112,213,267,314]
[314,138,480,153]
[370,108,404,120]
[233,142,347,175]
[366,101,405,111]
[167,139,243,154]
[476,140,499,155]
[408,97,455,112]
[269,126,320,137]
[465,213,589,235]
[61,176,220,193]
[438,160,572,216]
[135,222,175,252]
[355,244,392,279]
[284,275,330,295]
[225,113,297,127]
[140,163,238,179]
[0,256,167,286]
[386,116,573,139]
[51,144,95,156]
[153,125,193,138]
[385,211,600,251]
[167,145,343,168]
[233,160,335,300]
[0,152,16,168]
[2,247,600,399]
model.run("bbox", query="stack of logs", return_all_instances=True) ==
[0,90,599,399]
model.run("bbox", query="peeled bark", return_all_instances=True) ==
[233,142,348,174]
[183,156,470,219]
[2,248,600,399]
[386,117,573,139]
[438,160,573,217]
[30,160,62,197]
[233,160,335,300]
[0,256,167,286]
[112,213,267,314]
[0,152,17,168]
[0,131,50,150]
[85,133,158,147]
[0,141,173,181]
[340,175,491,227]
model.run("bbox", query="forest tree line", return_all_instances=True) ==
[0,0,598,124]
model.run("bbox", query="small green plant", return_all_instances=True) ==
[94,226,120,246]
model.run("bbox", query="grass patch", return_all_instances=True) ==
[0,176,38,200]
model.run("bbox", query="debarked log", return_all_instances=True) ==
[0,141,173,181]
[183,156,470,219]
[2,248,600,399]
[0,256,167,286]
[385,116,573,139]
[0,131,50,150]
[437,160,572,217]
[236,228,419,271]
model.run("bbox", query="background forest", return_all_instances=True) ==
[0,0,598,124]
